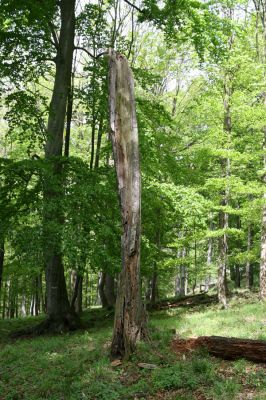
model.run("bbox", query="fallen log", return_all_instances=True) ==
[171,336,266,363]
[148,293,217,311]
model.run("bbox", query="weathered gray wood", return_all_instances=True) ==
[109,50,148,359]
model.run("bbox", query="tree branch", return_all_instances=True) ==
[123,0,143,13]
[74,46,95,59]
[47,21,59,49]
[74,47,108,60]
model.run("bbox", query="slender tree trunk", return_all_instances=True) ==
[0,238,4,291]
[98,272,108,308]
[8,279,16,319]
[85,271,89,309]
[218,66,232,308]
[252,0,266,300]
[21,293,27,317]
[70,272,83,313]
[217,195,229,308]
[64,82,74,157]
[150,268,158,305]
[104,273,116,308]
[246,226,253,289]
[175,274,181,296]
[180,248,188,296]
[260,1,266,300]
[109,50,148,359]
[235,266,241,288]
[2,280,7,319]
[76,276,83,313]
[205,218,213,292]
[94,114,104,169]
[260,190,266,300]
[42,0,79,330]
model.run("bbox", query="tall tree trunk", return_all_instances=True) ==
[104,273,116,308]
[180,248,188,296]
[235,266,241,288]
[205,218,213,292]
[21,293,27,317]
[218,64,232,308]
[94,114,104,169]
[70,272,83,313]
[85,271,89,309]
[150,268,158,305]
[109,50,148,359]
[99,272,116,308]
[252,0,266,300]
[64,81,74,157]
[260,188,266,300]
[246,226,253,289]
[98,272,108,308]
[43,0,79,330]
[76,275,83,314]
[0,237,4,291]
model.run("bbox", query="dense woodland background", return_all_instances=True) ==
[1,1,266,399]
[1,0,266,318]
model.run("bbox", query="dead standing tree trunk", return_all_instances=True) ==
[109,50,148,359]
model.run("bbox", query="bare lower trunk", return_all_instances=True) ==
[104,273,116,308]
[109,50,148,359]
[217,65,232,308]
[70,271,83,313]
[98,272,108,308]
[254,0,266,300]
[217,212,228,308]
[2,281,7,318]
[30,277,41,316]
[246,226,253,289]
[150,269,158,305]
[180,248,188,296]
[260,194,266,300]
[205,220,213,292]
[0,238,4,291]
[21,293,27,317]
[235,265,241,288]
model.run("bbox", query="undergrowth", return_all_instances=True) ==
[0,291,265,400]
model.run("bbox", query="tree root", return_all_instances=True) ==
[10,312,81,339]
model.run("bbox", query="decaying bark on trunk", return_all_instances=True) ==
[172,336,266,363]
[108,50,148,359]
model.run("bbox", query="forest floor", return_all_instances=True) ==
[0,290,265,400]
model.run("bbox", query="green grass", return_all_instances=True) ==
[150,293,266,340]
[0,292,265,400]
